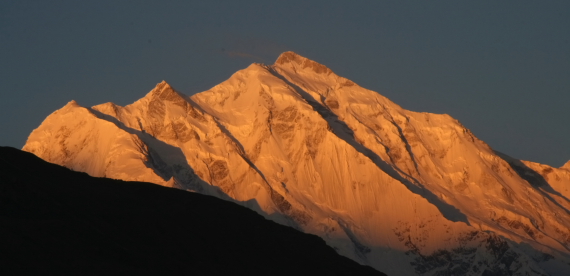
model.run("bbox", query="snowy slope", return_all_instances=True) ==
[24,52,570,275]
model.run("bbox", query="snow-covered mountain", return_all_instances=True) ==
[24,52,570,275]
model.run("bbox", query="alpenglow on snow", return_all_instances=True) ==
[24,52,570,275]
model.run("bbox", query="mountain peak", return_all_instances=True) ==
[153,80,173,93]
[274,51,332,75]
[141,80,188,104]
[562,160,570,170]
[57,100,83,113]
[65,100,80,107]
[23,53,570,275]
[275,51,304,65]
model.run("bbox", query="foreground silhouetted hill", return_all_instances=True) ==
[0,147,383,275]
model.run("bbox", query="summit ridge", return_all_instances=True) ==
[275,51,333,75]
[23,52,570,275]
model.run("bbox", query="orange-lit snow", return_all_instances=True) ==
[24,52,570,275]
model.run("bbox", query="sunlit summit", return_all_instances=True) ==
[24,52,570,275]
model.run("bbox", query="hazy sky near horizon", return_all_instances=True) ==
[1,1,569,166]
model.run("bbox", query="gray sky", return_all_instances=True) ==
[1,0,569,166]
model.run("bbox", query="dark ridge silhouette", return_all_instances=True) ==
[0,147,384,276]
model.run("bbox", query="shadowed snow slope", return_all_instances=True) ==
[24,52,570,275]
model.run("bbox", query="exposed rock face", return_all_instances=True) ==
[24,52,570,275]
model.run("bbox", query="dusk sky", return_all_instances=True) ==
[1,1,569,166]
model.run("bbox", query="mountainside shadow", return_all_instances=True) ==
[88,108,228,199]
[268,67,469,225]
[0,147,558,275]
[497,152,570,215]
[0,147,383,276]
[183,98,309,230]
[91,105,306,231]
